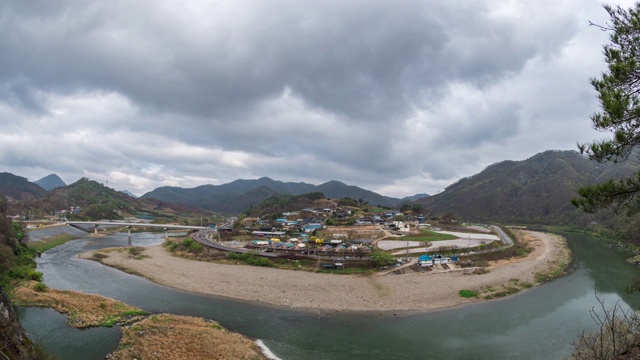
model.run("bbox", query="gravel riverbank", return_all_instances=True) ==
[79,230,567,312]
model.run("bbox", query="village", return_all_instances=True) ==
[194,203,506,274]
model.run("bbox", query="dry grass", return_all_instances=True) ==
[476,231,571,299]
[534,247,571,283]
[11,281,147,328]
[83,247,146,276]
[109,314,267,360]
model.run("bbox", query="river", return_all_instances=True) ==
[16,229,640,359]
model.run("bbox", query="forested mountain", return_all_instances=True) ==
[0,173,45,201]
[33,174,66,190]
[142,177,402,213]
[416,150,635,225]
[6,177,212,222]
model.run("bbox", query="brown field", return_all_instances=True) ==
[108,314,267,360]
[11,281,147,328]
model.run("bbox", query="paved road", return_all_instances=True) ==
[192,229,283,258]
[491,225,514,246]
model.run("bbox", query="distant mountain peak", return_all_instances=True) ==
[120,190,138,198]
[322,180,346,185]
[34,174,66,191]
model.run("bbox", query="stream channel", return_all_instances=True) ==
[16,228,640,359]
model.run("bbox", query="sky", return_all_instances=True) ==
[0,0,635,198]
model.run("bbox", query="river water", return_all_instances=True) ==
[16,230,640,360]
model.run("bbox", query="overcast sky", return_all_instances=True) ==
[0,0,634,198]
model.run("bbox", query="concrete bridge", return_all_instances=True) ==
[66,221,208,245]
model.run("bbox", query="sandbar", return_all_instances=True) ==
[79,230,568,312]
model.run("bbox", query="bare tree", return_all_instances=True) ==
[572,294,640,359]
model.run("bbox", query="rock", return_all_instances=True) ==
[0,285,42,359]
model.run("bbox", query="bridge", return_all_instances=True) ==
[66,221,208,245]
[66,221,207,232]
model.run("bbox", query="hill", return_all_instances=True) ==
[0,173,45,201]
[34,173,66,190]
[142,177,402,214]
[416,150,634,224]
[400,193,430,202]
[7,177,214,222]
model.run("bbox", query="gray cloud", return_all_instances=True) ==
[0,0,632,197]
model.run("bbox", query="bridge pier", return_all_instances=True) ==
[127,226,132,246]
[93,224,99,235]
[164,228,168,240]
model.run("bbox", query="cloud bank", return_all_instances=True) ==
[0,0,632,197]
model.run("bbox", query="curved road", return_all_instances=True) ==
[491,225,514,246]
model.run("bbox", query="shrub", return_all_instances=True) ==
[8,267,28,280]
[33,282,47,292]
[227,252,273,267]
[128,247,143,257]
[188,241,204,253]
[572,296,640,359]
[492,290,509,298]
[370,252,396,267]
[92,253,108,260]
[182,238,195,247]
[458,289,478,298]
[27,270,43,282]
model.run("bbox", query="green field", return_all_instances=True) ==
[28,234,78,253]
[391,229,458,242]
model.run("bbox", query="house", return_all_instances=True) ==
[303,223,324,232]
[252,231,287,237]
[353,239,372,246]
[418,254,433,267]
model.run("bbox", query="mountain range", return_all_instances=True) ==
[1,149,637,223]
[141,177,420,214]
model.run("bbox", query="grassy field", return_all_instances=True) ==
[391,229,458,242]
[27,234,78,253]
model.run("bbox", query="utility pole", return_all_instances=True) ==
[406,238,409,257]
